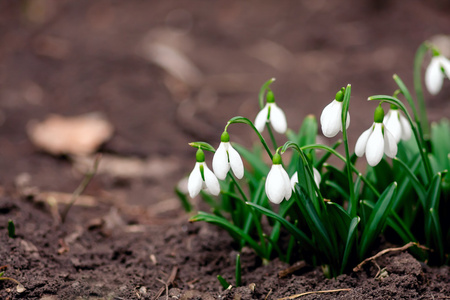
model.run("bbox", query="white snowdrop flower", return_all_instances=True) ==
[254,90,287,134]
[290,168,321,191]
[383,106,412,143]
[213,131,244,180]
[425,51,450,95]
[355,105,398,167]
[320,88,350,138]
[266,153,291,204]
[188,149,220,198]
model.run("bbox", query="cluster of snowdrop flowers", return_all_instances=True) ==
[355,105,398,167]
[188,131,244,198]
[254,90,288,134]
[425,48,450,95]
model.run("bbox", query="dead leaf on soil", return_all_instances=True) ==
[27,112,114,156]
[72,154,178,180]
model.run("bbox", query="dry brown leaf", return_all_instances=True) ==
[27,113,114,156]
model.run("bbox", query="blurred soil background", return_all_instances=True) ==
[0,0,450,299]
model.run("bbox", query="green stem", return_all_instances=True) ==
[228,173,267,257]
[341,84,357,217]
[266,123,278,151]
[413,42,431,140]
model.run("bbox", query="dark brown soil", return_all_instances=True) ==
[1,0,450,299]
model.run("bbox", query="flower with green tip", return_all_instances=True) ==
[188,148,220,198]
[425,49,450,95]
[265,153,291,204]
[320,88,350,138]
[355,105,397,167]
[213,131,244,180]
[254,90,287,134]
[383,105,412,143]
[290,168,321,191]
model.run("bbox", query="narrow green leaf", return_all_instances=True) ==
[174,188,192,213]
[190,212,266,258]
[424,173,443,262]
[340,217,359,274]
[235,254,241,287]
[326,202,351,243]
[217,275,231,289]
[431,119,450,170]
[359,182,397,259]
[188,141,216,153]
[246,202,313,248]
[392,157,426,206]
[8,220,15,238]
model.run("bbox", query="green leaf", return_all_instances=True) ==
[340,217,360,274]
[392,157,426,207]
[174,188,192,213]
[258,78,276,109]
[431,119,450,170]
[359,182,397,259]
[424,173,443,262]
[294,185,335,264]
[8,220,15,238]
[235,254,241,287]
[326,202,351,243]
[190,212,266,258]
[246,202,313,248]
[188,141,216,153]
[217,275,231,289]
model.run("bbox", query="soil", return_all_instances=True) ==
[1,0,450,299]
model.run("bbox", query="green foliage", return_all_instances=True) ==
[177,40,450,282]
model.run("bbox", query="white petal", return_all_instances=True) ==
[188,163,203,198]
[269,103,288,134]
[280,166,292,200]
[212,143,229,180]
[313,167,321,187]
[365,123,384,166]
[399,114,412,141]
[254,104,269,133]
[290,172,298,191]
[355,125,373,157]
[266,165,286,204]
[345,111,350,130]
[384,110,402,143]
[203,163,221,196]
[439,56,450,79]
[425,57,444,95]
[227,144,244,179]
[321,100,342,138]
[384,126,398,158]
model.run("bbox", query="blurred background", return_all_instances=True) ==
[0,0,449,222]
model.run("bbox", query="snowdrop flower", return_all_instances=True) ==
[254,90,287,134]
[425,50,450,95]
[383,105,412,143]
[320,88,350,138]
[265,153,291,204]
[355,105,397,167]
[290,168,321,191]
[213,131,244,180]
[188,149,220,198]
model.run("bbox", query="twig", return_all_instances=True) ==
[61,154,102,223]
[353,242,429,272]
[278,261,306,278]
[277,288,351,300]
[152,266,178,300]
[264,289,272,300]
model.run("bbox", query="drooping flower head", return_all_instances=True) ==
[265,152,291,204]
[425,48,450,95]
[213,131,244,180]
[355,105,397,167]
[254,90,287,134]
[320,87,350,138]
[188,148,220,198]
[383,104,412,143]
